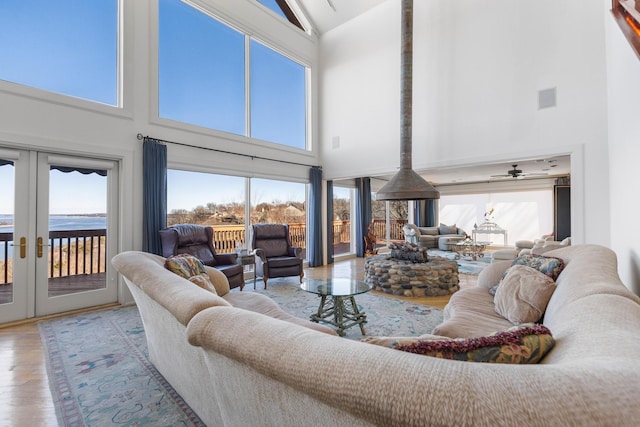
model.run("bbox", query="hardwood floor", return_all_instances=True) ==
[0,258,477,426]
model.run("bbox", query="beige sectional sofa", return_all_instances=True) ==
[404,223,466,249]
[112,245,640,426]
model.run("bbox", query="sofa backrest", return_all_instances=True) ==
[112,251,231,326]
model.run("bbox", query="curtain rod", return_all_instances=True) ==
[136,133,320,169]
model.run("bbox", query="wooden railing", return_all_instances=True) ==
[0,219,410,284]
[0,229,107,285]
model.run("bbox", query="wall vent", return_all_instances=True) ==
[538,87,557,109]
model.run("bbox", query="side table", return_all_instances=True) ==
[236,253,257,289]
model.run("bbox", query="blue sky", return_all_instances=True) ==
[0,0,308,215]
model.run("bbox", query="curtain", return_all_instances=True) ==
[308,166,323,267]
[143,138,167,255]
[326,180,334,264]
[414,200,437,227]
[355,177,372,257]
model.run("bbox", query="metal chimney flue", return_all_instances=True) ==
[376,0,440,201]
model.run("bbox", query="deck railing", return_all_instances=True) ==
[0,220,409,284]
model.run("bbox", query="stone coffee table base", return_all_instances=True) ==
[364,255,460,298]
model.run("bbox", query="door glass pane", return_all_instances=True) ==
[250,178,306,256]
[47,168,107,297]
[332,187,351,255]
[389,201,408,244]
[167,170,246,253]
[0,160,15,304]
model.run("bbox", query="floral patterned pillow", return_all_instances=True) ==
[368,324,555,364]
[511,254,565,281]
[165,254,206,279]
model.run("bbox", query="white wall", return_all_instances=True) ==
[605,3,640,294]
[319,0,610,246]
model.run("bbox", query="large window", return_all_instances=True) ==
[167,170,246,253]
[0,0,119,106]
[159,0,308,150]
[439,191,553,244]
[251,178,306,253]
[167,170,307,256]
[332,187,352,255]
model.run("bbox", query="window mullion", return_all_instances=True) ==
[245,35,251,138]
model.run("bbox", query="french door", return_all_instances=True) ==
[0,149,119,323]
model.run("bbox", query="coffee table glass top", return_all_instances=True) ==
[301,278,371,297]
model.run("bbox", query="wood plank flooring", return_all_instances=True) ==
[0,257,477,426]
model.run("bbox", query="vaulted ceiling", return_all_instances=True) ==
[296,0,387,34]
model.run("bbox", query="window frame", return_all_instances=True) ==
[0,0,130,118]
[153,0,312,153]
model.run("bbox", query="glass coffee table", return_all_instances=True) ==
[301,278,370,337]
[453,240,492,261]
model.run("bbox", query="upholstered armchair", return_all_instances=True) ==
[159,224,245,290]
[251,224,304,288]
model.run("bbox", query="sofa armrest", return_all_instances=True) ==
[204,265,232,296]
[215,252,238,265]
[254,248,267,262]
[288,246,303,258]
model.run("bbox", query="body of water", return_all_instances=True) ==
[0,215,107,259]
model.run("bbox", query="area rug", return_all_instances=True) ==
[428,248,492,274]
[40,286,443,426]
[242,279,444,340]
[39,305,206,427]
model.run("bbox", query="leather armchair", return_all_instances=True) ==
[251,224,304,288]
[159,224,245,290]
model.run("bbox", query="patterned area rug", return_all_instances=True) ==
[40,284,443,425]
[427,248,493,274]
[39,305,206,427]
[240,278,444,340]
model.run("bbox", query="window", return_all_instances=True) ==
[332,187,352,255]
[251,178,307,254]
[0,0,119,106]
[250,40,306,149]
[158,0,245,134]
[167,170,246,253]
[439,191,553,244]
[158,0,308,150]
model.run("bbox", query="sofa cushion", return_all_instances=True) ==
[189,273,219,295]
[165,254,207,279]
[494,265,557,324]
[511,254,565,281]
[418,227,438,236]
[372,323,555,364]
[438,223,458,235]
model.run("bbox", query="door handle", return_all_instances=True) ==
[10,237,27,258]
[37,236,44,258]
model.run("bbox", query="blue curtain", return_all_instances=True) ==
[143,138,167,255]
[355,177,372,257]
[326,180,334,264]
[308,166,323,267]
[414,200,437,227]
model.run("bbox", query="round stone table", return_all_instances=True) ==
[364,254,460,297]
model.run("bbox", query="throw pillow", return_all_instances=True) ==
[188,273,219,295]
[438,223,458,235]
[493,265,557,324]
[388,323,555,364]
[165,254,207,279]
[511,254,565,281]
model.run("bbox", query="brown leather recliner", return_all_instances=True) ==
[159,224,245,290]
[251,223,304,288]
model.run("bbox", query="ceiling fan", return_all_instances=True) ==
[491,164,548,179]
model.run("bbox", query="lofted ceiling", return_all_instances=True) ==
[290,1,572,187]
[296,0,387,34]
